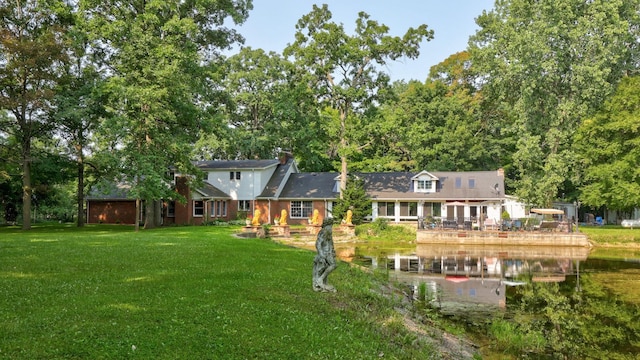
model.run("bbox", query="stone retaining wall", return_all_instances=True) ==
[417,230,591,247]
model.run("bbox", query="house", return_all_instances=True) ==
[86,155,506,226]
[86,182,139,224]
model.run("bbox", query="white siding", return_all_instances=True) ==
[205,166,277,200]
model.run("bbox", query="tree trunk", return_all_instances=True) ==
[144,200,155,229]
[339,108,347,199]
[76,144,85,227]
[135,198,141,232]
[155,200,162,226]
[21,138,32,230]
[143,200,163,229]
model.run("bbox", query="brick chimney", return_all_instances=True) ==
[279,151,293,164]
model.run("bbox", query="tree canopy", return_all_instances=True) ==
[576,76,640,211]
[284,4,433,194]
[81,0,252,229]
[469,0,640,207]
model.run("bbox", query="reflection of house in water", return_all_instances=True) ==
[364,245,589,313]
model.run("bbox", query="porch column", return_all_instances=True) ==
[395,201,400,223]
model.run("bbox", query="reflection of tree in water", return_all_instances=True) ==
[494,275,640,358]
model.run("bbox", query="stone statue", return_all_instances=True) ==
[345,209,353,225]
[252,209,261,226]
[311,209,321,225]
[279,209,287,226]
[312,219,337,292]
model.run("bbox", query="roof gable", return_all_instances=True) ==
[411,171,439,181]
[195,181,230,199]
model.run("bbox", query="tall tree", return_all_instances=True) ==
[54,16,106,227]
[218,47,297,159]
[576,76,640,212]
[394,80,489,171]
[0,0,73,229]
[81,0,252,230]
[284,4,433,195]
[469,0,640,206]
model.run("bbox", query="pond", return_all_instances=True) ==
[341,243,640,358]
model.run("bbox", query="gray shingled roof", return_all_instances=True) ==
[194,159,279,170]
[363,171,504,200]
[257,158,294,198]
[278,172,340,199]
[431,171,504,200]
[196,181,230,199]
[275,170,504,201]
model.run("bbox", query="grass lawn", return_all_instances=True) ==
[580,225,640,247]
[0,224,452,359]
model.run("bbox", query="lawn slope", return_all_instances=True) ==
[0,224,467,359]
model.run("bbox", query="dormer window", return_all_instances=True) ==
[416,180,432,191]
[412,171,438,193]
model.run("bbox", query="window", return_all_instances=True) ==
[455,177,462,188]
[166,201,175,217]
[217,200,227,217]
[416,180,433,191]
[422,202,441,217]
[378,202,395,217]
[229,171,234,180]
[400,202,417,217]
[468,178,476,189]
[210,200,227,217]
[230,171,241,180]
[238,200,250,212]
[291,201,313,218]
[194,200,204,217]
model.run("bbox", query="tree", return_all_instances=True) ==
[54,16,106,227]
[371,78,491,172]
[331,175,370,225]
[211,47,328,167]
[576,76,640,212]
[284,4,433,195]
[0,0,73,229]
[469,0,640,207]
[82,0,252,230]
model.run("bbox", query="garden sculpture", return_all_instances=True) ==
[311,209,321,225]
[312,219,337,292]
[279,209,287,226]
[345,209,353,225]
[251,209,261,226]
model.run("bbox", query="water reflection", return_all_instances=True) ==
[350,244,590,315]
[344,243,640,356]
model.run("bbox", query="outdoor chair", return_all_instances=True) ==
[463,221,472,230]
[483,218,498,230]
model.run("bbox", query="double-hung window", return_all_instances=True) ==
[416,180,432,192]
[193,200,204,217]
[290,201,313,218]
[378,202,395,217]
[238,200,251,212]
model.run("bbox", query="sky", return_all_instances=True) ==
[227,0,496,82]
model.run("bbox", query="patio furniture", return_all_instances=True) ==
[483,218,498,230]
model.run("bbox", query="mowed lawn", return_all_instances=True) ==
[0,224,439,359]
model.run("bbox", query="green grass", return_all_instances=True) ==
[0,223,444,359]
[580,225,640,246]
